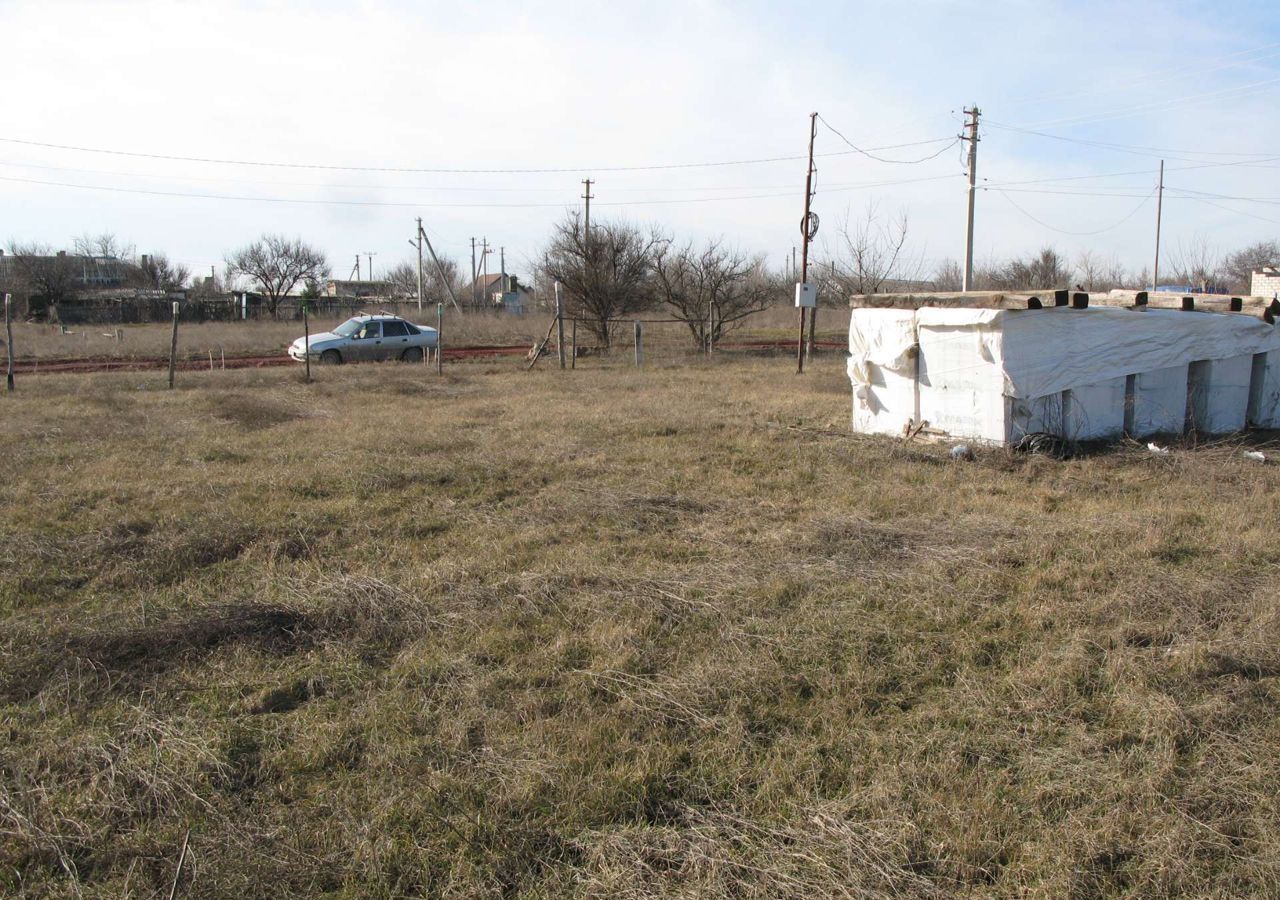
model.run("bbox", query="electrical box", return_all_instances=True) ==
[795,283,817,308]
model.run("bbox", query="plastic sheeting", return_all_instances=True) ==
[848,306,1280,443]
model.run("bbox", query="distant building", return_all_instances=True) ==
[323,279,393,299]
[0,248,135,290]
[1252,267,1280,298]
[467,273,535,314]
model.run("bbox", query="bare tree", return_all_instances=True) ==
[73,232,135,261]
[133,253,190,292]
[223,235,330,319]
[988,246,1073,291]
[653,240,777,346]
[4,242,82,318]
[823,202,925,296]
[386,255,463,303]
[1221,239,1280,293]
[932,258,963,291]
[1167,236,1221,292]
[541,213,662,345]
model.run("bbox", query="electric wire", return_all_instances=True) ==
[815,113,960,164]
[987,185,1157,236]
[0,133,957,175]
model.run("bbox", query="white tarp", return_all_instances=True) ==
[849,305,1280,443]
[913,306,1280,400]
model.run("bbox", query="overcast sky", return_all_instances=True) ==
[3,0,1279,283]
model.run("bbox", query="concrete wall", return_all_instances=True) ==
[1252,268,1280,298]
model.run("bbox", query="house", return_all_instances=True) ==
[1253,267,1280,298]
[466,273,535,314]
[323,279,393,299]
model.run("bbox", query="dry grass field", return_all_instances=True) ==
[3,350,1280,897]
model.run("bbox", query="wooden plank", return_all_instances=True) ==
[1101,290,1278,322]
[849,289,1280,323]
[848,291,1045,311]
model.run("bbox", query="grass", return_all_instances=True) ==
[3,304,835,363]
[3,349,1280,897]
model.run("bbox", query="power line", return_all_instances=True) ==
[1013,73,1280,131]
[984,120,1280,162]
[997,41,1280,108]
[0,133,957,175]
[815,114,959,164]
[988,186,1157,236]
[0,171,961,210]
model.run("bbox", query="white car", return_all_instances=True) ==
[289,314,439,365]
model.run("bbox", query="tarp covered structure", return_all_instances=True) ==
[848,306,1280,443]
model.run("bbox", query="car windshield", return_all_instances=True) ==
[333,318,365,337]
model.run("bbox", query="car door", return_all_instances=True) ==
[380,320,412,358]
[347,320,382,361]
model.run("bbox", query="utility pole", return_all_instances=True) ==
[1152,159,1165,292]
[500,246,506,291]
[481,238,490,305]
[961,105,981,291]
[364,252,377,282]
[797,112,817,375]
[353,254,361,282]
[415,221,462,313]
[415,217,425,312]
[470,238,478,307]
[581,178,594,236]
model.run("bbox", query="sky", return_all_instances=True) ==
[2,0,1279,285]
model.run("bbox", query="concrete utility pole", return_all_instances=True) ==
[961,105,981,292]
[798,111,817,375]
[582,178,594,236]
[1151,159,1165,292]
[364,252,377,282]
[415,217,425,312]
[481,239,490,304]
[353,254,361,282]
[500,246,506,290]
[470,237,478,306]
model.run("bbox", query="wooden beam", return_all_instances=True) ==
[848,291,1044,311]
[849,289,1280,323]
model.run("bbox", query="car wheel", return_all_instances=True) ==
[320,349,342,365]
[401,347,424,363]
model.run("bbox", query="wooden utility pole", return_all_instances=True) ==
[634,320,642,367]
[167,301,180,389]
[961,105,981,291]
[470,238,478,306]
[570,317,577,370]
[4,294,13,392]
[555,281,566,369]
[415,217,425,312]
[419,223,462,313]
[303,301,311,382]
[797,112,817,375]
[582,178,594,235]
[1152,160,1165,292]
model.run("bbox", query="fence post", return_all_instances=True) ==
[4,294,13,393]
[555,282,566,369]
[302,301,311,383]
[436,302,443,375]
[571,317,577,370]
[168,301,179,389]
[634,320,642,368]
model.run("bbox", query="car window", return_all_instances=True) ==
[382,321,409,337]
[357,322,380,339]
[334,319,362,337]
[403,322,420,334]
